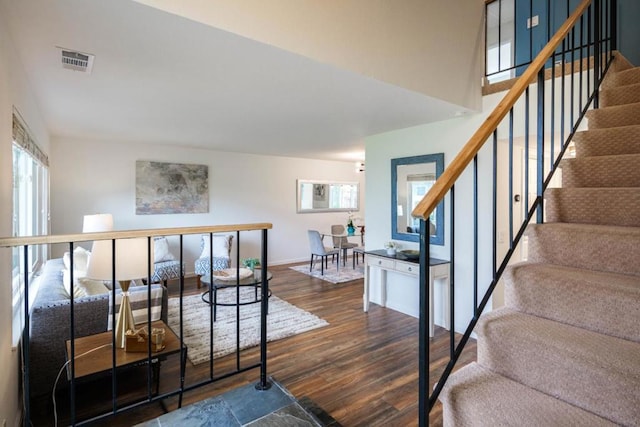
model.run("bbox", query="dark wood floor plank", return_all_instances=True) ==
[32,262,476,426]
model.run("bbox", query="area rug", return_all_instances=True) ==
[289,263,365,284]
[167,288,328,365]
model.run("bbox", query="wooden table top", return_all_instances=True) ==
[65,320,183,379]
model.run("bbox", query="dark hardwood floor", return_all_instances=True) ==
[33,262,476,426]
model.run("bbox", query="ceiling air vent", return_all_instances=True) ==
[59,48,95,73]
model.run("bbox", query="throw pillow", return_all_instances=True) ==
[76,277,109,296]
[199,234,232,259]
[153,236,176,263]
[62,268,88,299]
[63,246,91,272]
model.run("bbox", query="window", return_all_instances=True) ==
[12,112,49,345]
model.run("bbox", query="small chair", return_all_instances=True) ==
[150,236,184,286]
[308,230,340,275]
[194,234,233,288]
[352,247,366,269]
[331,224,358,264]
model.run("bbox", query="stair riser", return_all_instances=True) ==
[600,83,640,107]
[572,125,640,157]
[477,309,640,427]
[526,223,640,276]
[586,103,640,129]
[545,187,640,227]
[440,363,617,427]
[602,67,640,88]
[504,263,640,343]
[561,155,640,187]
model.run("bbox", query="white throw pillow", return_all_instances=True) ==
[200,235,232,259]
[153,237,176,263]
[63,246,91,272]
[77,277,110,296]
[62,268,88,299]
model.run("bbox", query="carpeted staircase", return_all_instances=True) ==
[439,55,640,426]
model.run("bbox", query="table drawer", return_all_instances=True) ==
[368,256,395,269]
[395,261,419,276]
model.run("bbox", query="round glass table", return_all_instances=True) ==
[200,269,272,321]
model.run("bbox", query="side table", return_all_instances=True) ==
[65,320,186,411]
[200,270,272,321]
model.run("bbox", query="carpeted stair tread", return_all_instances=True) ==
[545,187,640,226]
[560,154,640,187]
[504,262,640,342]
[572,124,640,157]
[600,81,640,107]
[601,66,640,89]
[439,363,617,427]
[526,223,640,276]
[477,308,640,426]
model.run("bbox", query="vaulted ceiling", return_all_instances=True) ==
[1,0,476,161]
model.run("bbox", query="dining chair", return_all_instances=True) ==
[307,230,340,275]
[331,224,358,264]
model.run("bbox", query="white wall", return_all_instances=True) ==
[0,7,51,425]
[134,0,485,111]
[365,109,496,331]
[50,138,365,272]
[364,67,592,332]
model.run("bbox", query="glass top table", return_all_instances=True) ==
[200,269,272,321]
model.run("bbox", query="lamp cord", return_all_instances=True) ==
[52,344,111,427]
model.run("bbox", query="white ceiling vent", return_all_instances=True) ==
[58,48,95,73]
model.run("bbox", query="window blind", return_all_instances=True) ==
[12,113,49,167]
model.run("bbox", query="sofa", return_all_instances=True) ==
[28,256,167,400]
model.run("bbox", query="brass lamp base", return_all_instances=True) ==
[115,280,136,348]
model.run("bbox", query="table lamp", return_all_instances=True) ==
[84,214,151,348]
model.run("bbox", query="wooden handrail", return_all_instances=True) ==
[0,223,273,247]
[412,0,592,220]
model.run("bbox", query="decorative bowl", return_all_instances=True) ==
[212,268,253,281]
[400,249,420,260]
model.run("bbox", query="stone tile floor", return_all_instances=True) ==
[136,378,340,426]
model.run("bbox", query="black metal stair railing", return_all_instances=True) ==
[0,223,272,426]
[414,0,616,425]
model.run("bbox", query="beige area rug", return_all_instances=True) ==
[167,288,328,365]
[289,263,365,284]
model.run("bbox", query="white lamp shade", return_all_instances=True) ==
[83,214,114,233]
[86,237,152,281]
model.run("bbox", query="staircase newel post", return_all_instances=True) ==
[255,228,272,391]
[594,0,601,108]
[418,218,431,427]
[536,68,545,224]
[611,0,617,52]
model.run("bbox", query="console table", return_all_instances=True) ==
[363,249,450,337]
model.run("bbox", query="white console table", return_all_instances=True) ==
[363,250,450,337]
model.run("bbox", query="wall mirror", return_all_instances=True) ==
[297,180,359,213]
[391,153,444,245]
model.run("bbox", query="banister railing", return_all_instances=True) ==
[414,0,616,425]
[414,0,592,221]
[1,223,272,426]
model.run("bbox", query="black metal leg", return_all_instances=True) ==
[178,347,187,408]
[213,287,218,321]
[321,256,324,275]
[310,255,314,272]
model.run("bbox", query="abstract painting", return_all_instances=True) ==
[136,161,209,214]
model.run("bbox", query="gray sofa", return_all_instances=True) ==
[28,258,168,400]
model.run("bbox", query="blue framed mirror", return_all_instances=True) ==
[391,153,444,245]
